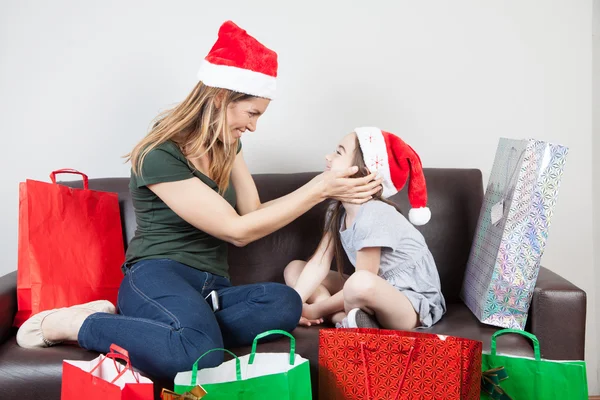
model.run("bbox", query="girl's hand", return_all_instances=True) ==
[309,167,383,204]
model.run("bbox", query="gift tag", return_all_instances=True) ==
[161,385,207,400]
[491,200,504,225]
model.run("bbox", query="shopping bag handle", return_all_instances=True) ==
[106,343,131,366]
[191,348,241,385]
[491,329,541,361]
[249,329,295,365]
[356,341,414,400]
[90,343,139,384]
[50,169,89,189]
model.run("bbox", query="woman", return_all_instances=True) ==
[16,20,382,379]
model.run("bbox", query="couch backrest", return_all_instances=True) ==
[66,168,483,303]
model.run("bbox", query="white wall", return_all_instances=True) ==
[594,0,600,392]
[1,0,597,393]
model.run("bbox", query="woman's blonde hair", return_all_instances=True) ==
[125,81,253,194]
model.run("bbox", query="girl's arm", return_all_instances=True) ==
[292,233,335,302]
[303,247,382,319]
[354,247,381,275]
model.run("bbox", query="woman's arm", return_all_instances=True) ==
[150,177,317,247]
[231,151,383,215]
[292,233,335,302]
[229,150,290,214]
[230,150,260,215]
[148,167,377,247]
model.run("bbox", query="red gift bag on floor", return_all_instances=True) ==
[14,169,125,327]
[319,328,482,400]
[61,344,154,400]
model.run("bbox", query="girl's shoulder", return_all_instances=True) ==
[358,200,412,228]
[361,199,404,217]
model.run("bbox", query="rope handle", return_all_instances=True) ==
[50,169,89,189]
[359,341,415,400]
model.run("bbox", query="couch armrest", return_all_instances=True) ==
[527,267,586,360]
[0,271,17,344]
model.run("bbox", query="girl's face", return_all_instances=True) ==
[221,97,270,144]
[325,133,357,172]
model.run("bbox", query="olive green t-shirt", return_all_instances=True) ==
[124,140,241,278]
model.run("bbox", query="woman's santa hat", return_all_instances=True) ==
[355,127,431,226]
[197,21,278,99]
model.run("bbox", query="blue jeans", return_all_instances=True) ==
[77,259,302,379]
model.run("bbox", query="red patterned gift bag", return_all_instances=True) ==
[319,328,481,400]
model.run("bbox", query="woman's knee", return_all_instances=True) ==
[343,270,378,305]
[259,283,302,331]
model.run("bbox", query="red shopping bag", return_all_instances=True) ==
[319,328,482,400]
[61,344,154,400]
[14,169,125,327]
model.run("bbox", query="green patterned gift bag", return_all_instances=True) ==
[173,330,312,399]
[481,329,588,399]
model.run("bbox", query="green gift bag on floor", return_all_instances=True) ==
[173,330,312,399]
[481,329,588,400]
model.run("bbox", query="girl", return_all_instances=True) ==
[285,127,446,330]
[15,21,383,379]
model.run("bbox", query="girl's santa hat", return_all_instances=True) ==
[355,127,431,225]
[197,21,277,99]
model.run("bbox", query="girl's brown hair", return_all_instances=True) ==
[125,81,253,194]
[321,133,402,279]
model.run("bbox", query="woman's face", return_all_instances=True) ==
[222,97,270,144]
[325,133,357,172]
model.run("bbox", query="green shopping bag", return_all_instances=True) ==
[173,330,312,399]
[481,329,588,400]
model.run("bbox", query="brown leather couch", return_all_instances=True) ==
[0,169,587,399]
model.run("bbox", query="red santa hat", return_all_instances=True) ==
[355,127,431,225]
[197,21,278,99]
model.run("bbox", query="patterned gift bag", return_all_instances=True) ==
[460,138,568,329]
[318,328,482,400]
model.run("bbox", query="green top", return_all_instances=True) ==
[124,140,241,278]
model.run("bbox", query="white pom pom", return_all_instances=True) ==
[408,207,431,226]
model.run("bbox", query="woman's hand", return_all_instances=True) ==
[309,167,383,204]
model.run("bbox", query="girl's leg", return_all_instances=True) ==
[343,270,419,330]
[40,259,225,379]
[283,260,348,323]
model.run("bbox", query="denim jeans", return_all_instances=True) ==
[78,259,302,379]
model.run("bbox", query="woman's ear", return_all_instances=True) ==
[213,92,225,109]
